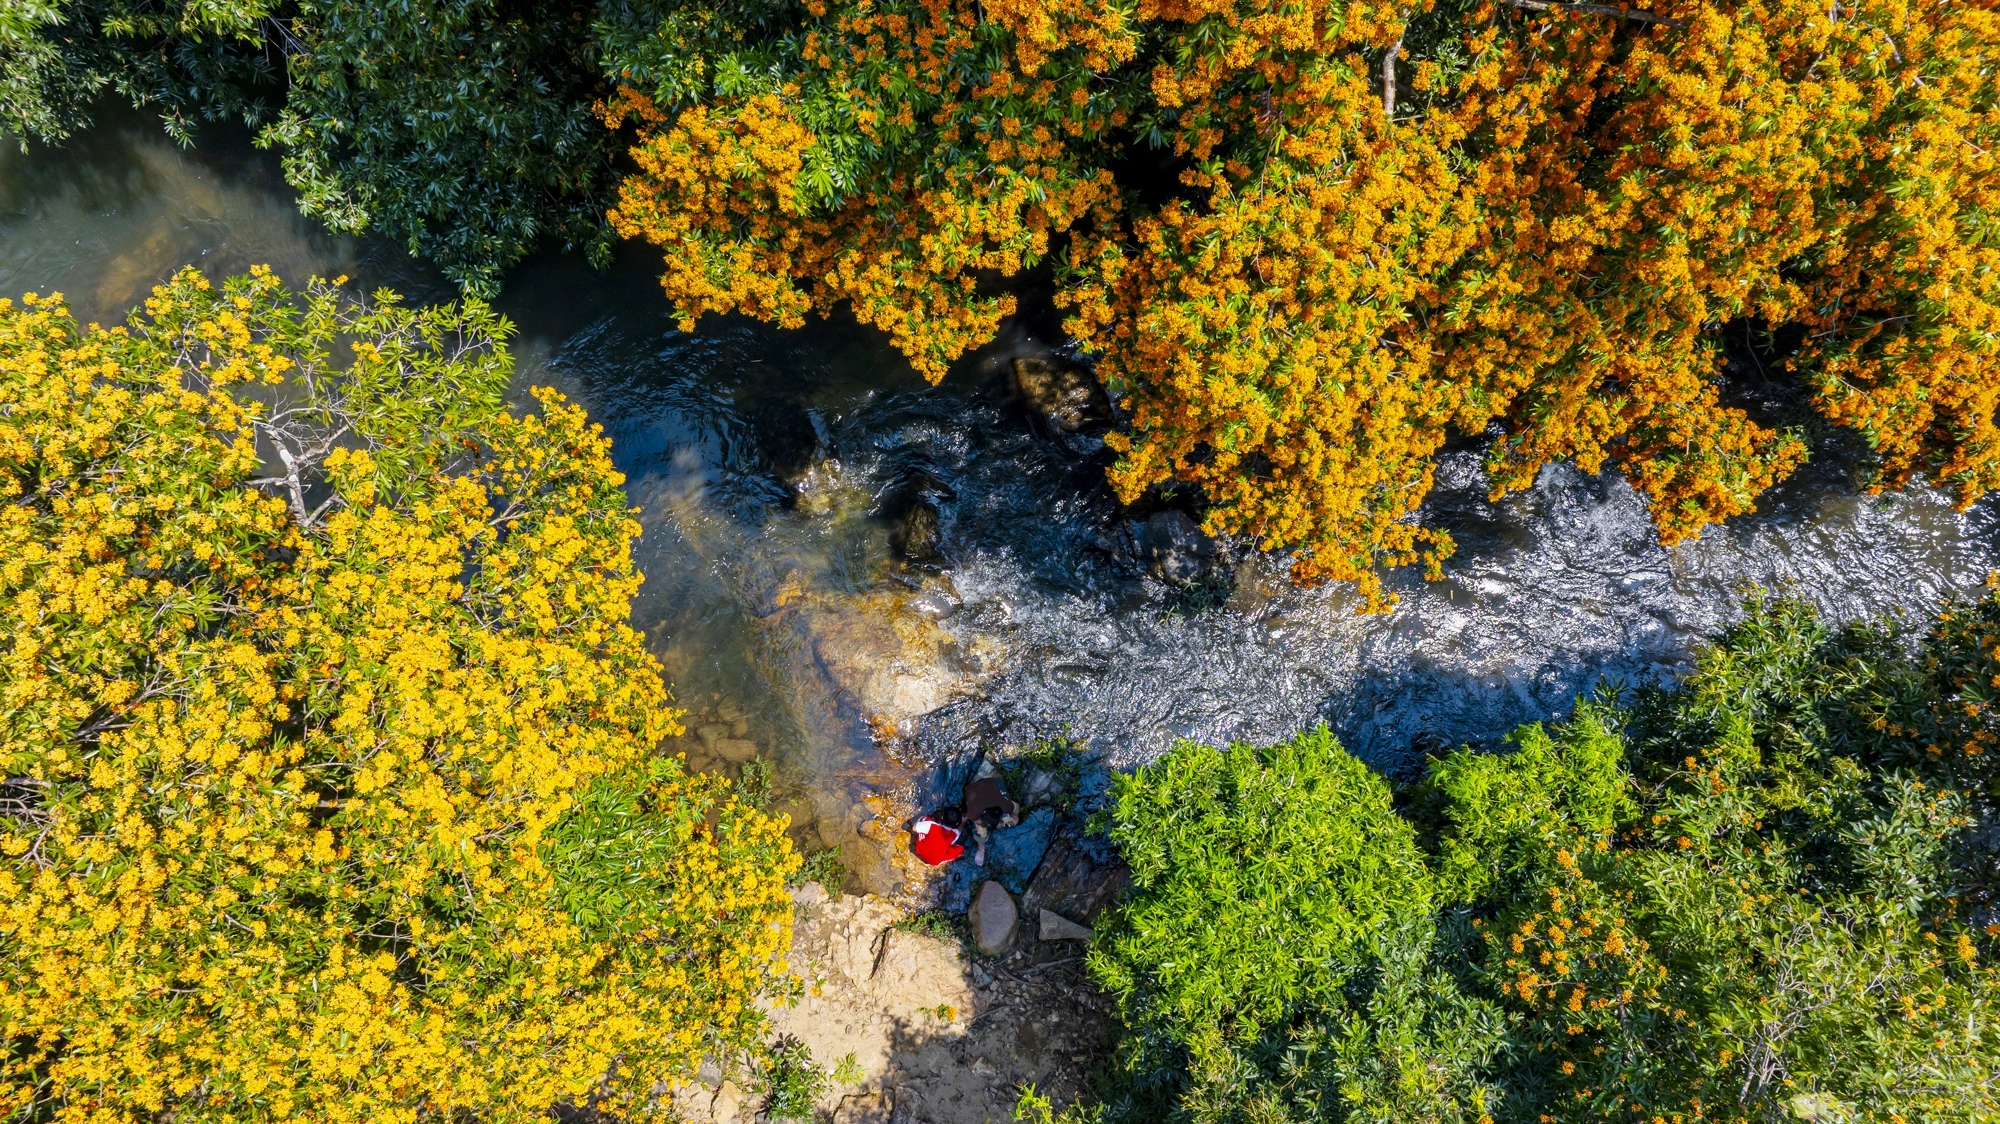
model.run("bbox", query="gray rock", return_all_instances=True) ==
[984,805,1056,894]
[1012,357,1109,433]
[971,880,1018,955]
[1023,767,1056,804]
[1142,510,1217,583]
[1021,830,1131,926]
[791,881,830,908]
[1039,909,1094,943]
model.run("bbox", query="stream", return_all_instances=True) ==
[7,112,1998,896]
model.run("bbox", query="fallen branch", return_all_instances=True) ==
[1504,0,1685,27]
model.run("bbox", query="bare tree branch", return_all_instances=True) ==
[1383,33,1405,118]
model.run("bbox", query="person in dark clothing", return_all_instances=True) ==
[962,768,1019,866]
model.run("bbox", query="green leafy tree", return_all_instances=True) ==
[3,2,618,295]
[0,1,280,148]
[259,0,622,294]
[1088,727,1505,1124]
[1074,598,2000,1123]
[1453,603,2000,1123]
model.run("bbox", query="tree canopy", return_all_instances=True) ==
[602,0,2000,603]
[8,0,1999,600]
[0,268,798,1123]
[1065,595,2000,1123]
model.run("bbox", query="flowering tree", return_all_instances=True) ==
[604,0,2000,605]
[16,2,1997,601]
[0,268,798,1123]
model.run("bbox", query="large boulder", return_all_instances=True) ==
[971,880,1019,955]
[1012,357,1109,434]
[984,806,1056,895]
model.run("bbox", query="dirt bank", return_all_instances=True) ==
[674,883,1115,1124]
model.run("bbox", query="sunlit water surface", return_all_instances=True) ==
[7,114,1997,893]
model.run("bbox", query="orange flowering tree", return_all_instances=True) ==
[603,0,2000,605]
[0,268,798,1123]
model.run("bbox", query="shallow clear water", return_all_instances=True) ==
[7,112,1997,894]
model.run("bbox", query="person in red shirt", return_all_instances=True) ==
[910,817,965,865]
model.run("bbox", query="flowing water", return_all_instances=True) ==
[7,112,1999,895]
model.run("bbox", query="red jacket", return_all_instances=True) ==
[910,818,965,865]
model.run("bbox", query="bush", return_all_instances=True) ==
[0,268,798,1123]
[759,1035,828,1123]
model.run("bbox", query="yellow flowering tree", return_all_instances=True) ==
[0,267,799,1124]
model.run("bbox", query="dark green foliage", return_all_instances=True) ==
[892,908,962,944]
[261,0,621,295]
[1471,603,1996,1124]
[1077,596,2000,1124]
[592,0,798,108]
[6,1,616,295]
[790,844,845,890]
[759,1034,828,1122]
[1,1,280,149]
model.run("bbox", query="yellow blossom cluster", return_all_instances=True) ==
[0,269,798,1124]
[605,0,2000,605]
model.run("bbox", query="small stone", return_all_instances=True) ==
[792,881,829,908]
[1142,510,1217,583]
[1038,909,1094,943]
[971,880,1018,955]
[696,723,732,748]
[709,738,761,763]
[1023,767,1056,804]
[710,1079,745,1121]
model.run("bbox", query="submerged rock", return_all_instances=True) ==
[1142,510,1218,583]
[769,578,1003,739]
[891,498,943,564]
[1012,357,1110,434]
[972,880,1019,955]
